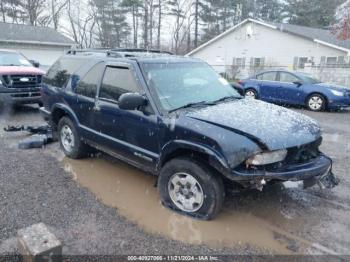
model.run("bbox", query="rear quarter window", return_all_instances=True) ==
[43,57,87,88]
[75,63,104,98]
[257,72,277,81]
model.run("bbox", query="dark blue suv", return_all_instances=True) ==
[40,49,338,220]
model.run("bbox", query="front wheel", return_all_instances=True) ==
[158,157,225,220]
[244,89,257,99]
[58,117,89,159]
[306,94,326,111]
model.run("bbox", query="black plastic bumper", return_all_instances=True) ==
[232,155,334,183]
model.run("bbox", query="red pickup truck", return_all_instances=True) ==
[0,49,44,107]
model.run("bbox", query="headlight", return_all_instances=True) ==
[246,149,287,166]
[0,79,2,85]
[330,90,344,96]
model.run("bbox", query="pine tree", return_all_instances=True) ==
[121,0,143,48]
[93,0,130,48]
[284,0,345,28]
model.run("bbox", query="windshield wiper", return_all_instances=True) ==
[169,101,215,113]
[212,95,241,104]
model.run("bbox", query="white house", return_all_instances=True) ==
[0,22,76,68]
[188,19,350,85]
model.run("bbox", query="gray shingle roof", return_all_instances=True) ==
[270,22,350,50]
[0,22,76,46]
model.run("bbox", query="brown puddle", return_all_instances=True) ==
[63,156,309,254]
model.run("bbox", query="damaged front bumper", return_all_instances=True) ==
[231,155,339,190]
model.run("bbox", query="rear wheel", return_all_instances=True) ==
[58,117,89,159]
[158,157,225,220]
[306,94,326,111]
[245,89,257,99]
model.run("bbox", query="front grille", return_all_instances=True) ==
[3,74,42,89]
[284,138,322,164]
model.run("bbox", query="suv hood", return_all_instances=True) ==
[187,99,321,151]
[0,66,44,75]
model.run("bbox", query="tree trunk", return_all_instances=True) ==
[135,6,139,47]
[132,5,137,48]
[149,0,153,48]
[143,0,149,49]
[194,0,199,47]
[157,0,161,49]
[0,0,6,22]
[187,23,191,53]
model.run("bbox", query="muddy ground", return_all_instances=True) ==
[0,104,349,259]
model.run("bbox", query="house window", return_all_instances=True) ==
[321,56,349,67]
[250,57,265,68]
[233,57,246,69]
[338,56,345,65]
[326,57,338,66]
[293,57,310,69]
[298,57,308,69]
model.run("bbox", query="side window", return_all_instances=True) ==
[279,72,299,83]
[76,63,104,98]
[258,72,276,81]
[43,57,86,88]
[99,66,140,102]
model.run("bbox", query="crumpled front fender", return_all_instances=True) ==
[158,140,231,177]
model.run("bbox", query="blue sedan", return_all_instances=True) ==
[239,70,350,111]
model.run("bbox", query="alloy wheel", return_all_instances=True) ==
[245,90,256,99]
[168,172,204,213]
[60,125,75,153]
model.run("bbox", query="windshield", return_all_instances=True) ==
[297,73,322,84]
[142,61,240,112]
[0,52,32,67]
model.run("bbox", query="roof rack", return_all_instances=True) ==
[67,48,173,58]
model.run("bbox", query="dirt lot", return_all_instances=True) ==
[0,104,349,259]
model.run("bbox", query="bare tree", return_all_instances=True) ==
[167,0,192,54]
[23,0,47,25]
[65,0,97,47]
[0,0,6,22]
[50,0,68,30]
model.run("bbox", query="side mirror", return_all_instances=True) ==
[293,81,303,87]
[118,93,147,111]
[71,74,80,91]
[29,60,40,68]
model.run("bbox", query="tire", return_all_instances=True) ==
[306,94,326,112]
[244,88,257,99]
[58,117,89,159]
[158,157,225,220]
[38,102,43,107]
